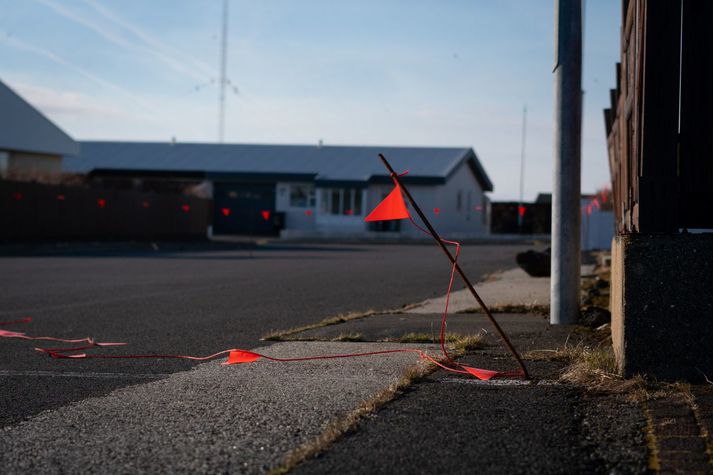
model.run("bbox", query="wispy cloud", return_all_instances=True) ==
[0,34,162,117]
[9,81,126,118]
[37,0,215,84]
[83,0,216,79]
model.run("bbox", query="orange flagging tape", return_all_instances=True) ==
[1,318,521,381]
[1,174,524,381]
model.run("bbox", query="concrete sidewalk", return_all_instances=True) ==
[276,265,711,474]
[0,342,436,474]
[411,267,551,313]
[411,264,595,313]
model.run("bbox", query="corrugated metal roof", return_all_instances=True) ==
[0,80,79,156]
[64,141,493,191]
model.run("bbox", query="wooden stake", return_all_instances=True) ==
[378,153,530,379]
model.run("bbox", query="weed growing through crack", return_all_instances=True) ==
[525,341,645,393]
[452,334,483,353]
[379,332,482,354]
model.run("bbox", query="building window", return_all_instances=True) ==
[319,188,364,216]
[289,185,315,208]
[456,190,463,211]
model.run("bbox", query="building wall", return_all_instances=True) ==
[582,208,614,251]
[277,162,490,239]
[372,160,489,238]
[275,182,317,231]
[315,187,367,233]
[430,160,489,236]
[365,161,489,238]
[6,151,62,176]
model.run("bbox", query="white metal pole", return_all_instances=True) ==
[518,105,528,231]
[551,0,582,325]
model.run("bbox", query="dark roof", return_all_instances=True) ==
[535,193,552,203]
[0,80,79,156]
[64,141,494,191]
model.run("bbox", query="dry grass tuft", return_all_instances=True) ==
[379,332,482,354]
[383,332,442,344]
[525,340,645,394]
[268,359,438,475]
[331,333,364,342]
[260,308,403,341]
[457,304,550,316]
[452,334,483,353]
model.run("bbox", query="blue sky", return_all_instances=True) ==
[0,0,620,201]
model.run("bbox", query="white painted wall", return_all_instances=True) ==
[582,208,614,251]
[275,182,316,231]
[364,162,489,238]
[278,162,491,239]
[315,188,367,232]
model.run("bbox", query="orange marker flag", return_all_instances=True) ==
[462,366,500,381]
[364,185,410,222]
[222,350,262,366]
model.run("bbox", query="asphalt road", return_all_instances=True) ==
[0,242,527,427]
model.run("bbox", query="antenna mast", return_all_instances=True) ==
[218,0,229,143]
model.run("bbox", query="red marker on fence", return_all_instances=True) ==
[261,210,271,221]
[221,208,231,217]
[13,192,22,201]
[97,198,106,208]
[181,204,190,213]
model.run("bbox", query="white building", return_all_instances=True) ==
[65,142,494,239]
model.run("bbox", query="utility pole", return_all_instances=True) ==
[551,0,582,325]
[518,105,528,231]
[218,0,229,143]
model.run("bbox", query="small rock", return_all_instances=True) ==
[580,306,611,328]
[594,278,609,289]
[516,249,551,277]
